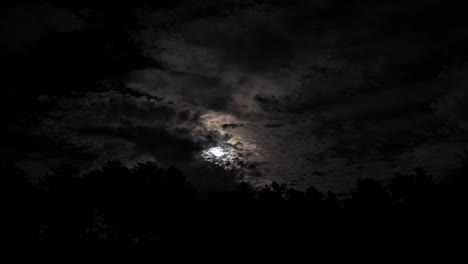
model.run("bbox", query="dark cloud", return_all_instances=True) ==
[129,69,235,111]
[222,123,243,129]
[80,124,201,163]
[3,0,468,191]
[133,0,468,189]
[37,91,199,157]
[264,123,284,128]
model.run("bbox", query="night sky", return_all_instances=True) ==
[2,0,468,192]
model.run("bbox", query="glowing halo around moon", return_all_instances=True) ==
[198,112,259,171]
[201,145,234,166]
[207,146,227,158]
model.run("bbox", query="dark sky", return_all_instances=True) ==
[2,0,468,191]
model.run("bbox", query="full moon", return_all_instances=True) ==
[201,145,233,166]
[208,147,227,158]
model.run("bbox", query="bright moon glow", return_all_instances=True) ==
[201,146,233,166]
[208,147,227,158]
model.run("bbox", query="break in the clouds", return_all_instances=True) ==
[3,1,468,191]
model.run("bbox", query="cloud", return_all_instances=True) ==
[27,88,246,189]
[128,0,468,190]
[128,69,236,111]
[38,90,199,161]
[431,65,468,132]
[5,0,468,191]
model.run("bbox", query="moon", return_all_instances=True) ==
[201,146,234,166]
[208,147,227,158]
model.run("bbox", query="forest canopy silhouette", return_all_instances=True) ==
[4,151,467,250]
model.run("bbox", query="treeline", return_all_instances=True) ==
[3,158,467,250]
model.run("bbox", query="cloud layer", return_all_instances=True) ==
[3,1,468,191]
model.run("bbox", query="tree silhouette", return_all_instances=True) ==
[3,154,466,250]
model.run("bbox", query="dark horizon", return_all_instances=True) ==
[4,156,467,252]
